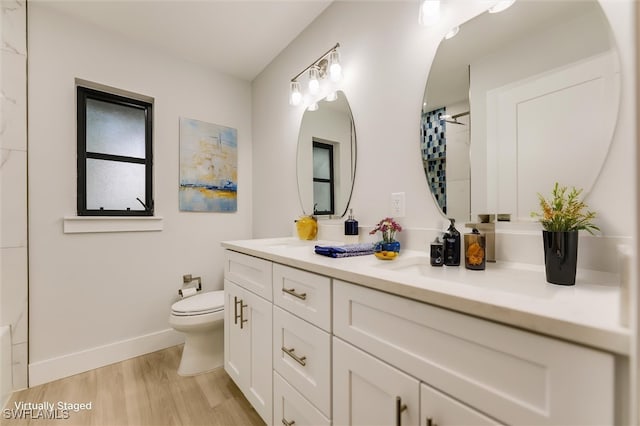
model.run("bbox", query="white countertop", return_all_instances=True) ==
[222,237,631,355]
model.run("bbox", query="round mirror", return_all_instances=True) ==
[297,91,356,218]
[421,0,620,224]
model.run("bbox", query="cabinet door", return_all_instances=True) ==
[224,280,248,387]
[334,337,420,426]
[274,372,331,426]
[421,382,503,426]
[224,280,273,425]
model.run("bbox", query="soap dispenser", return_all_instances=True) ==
[344,209,359,244]
[430,236,444,267]
[444,218,461,266]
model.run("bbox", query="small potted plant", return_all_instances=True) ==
[370,217,402,259]
[531,182,599,285]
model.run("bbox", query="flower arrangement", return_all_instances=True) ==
[370,217,403,242]
[531,182,599,234]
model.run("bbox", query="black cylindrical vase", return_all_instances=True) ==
[542,230,578,285]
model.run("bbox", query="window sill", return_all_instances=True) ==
[63,216,164,234]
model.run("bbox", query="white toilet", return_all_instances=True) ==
[169,290,225,376]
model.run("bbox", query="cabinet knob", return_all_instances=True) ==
[426,417,438,426]
[281,418,295,426]
[396,396,408,426]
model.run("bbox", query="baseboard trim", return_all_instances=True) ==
[28,328,184,387]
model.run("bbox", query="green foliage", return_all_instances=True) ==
[531,182,599,234]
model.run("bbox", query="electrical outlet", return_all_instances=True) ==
[391,192,406,217]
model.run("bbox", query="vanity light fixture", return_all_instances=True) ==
[444,26,459,40]
[488,0,516,14]
[289,43,342,108]
[419,0,441,26]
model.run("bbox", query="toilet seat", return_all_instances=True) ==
[171,291,224,316]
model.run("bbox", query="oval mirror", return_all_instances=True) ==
[297,90,356,218]
[421,0,620,224]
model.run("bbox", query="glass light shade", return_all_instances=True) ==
[328,50,342,82]
[444,26,459,40]
[325,91,338,102]
[307,102,319,111]
[290,81,302,106]
[419,0,441,26]
[488,0,516,13]
[308,66,320,94]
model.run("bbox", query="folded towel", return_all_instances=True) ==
[314,243,375,258]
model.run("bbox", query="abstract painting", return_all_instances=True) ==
[179,117,238,212]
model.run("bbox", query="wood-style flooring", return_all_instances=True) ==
[1,345,265,426]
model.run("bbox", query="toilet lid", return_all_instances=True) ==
[171,291,224,315]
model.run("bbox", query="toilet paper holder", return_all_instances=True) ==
[178,274,202,297]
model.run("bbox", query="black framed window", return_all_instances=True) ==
[312,140,335,215]
[77,86,153,216]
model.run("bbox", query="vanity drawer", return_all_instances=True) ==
[421,382,502,426]
[273,263,331,331]
[333,280,614,425]
[274,371,330,426]
[273,306,331,417]
[224,250,272,300]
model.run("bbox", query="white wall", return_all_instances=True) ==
[1,0,28,391]
[28,4,252,385]
[252,0,635,255]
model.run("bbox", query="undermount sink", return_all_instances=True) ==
[263,238,342,249]
[376,256,433,276]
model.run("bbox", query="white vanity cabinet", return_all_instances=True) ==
[272,264,332,424]
[333,280,615,425]
[221,240,625,426]
[223,252,273,425]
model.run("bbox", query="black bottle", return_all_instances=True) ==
[344,209,358,235]
[430,236,444,267]
[444,218,461,266]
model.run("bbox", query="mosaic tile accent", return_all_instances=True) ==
[421,108,447,213]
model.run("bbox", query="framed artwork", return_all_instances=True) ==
[179,117,237,212]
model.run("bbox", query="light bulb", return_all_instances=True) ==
[289,81,302,106]
[308,66,320,95]
[325,91,338,102]
[328,50,342,82]
[419,0,441,26]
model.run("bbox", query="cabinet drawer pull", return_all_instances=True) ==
[426,417,437,426]
[282,287,307,300]
[234,296,248,328]
[395,396,407,426]
[281,346,307,366]
[281,419,295,426]
[233,296,240,325]
[239,300,248,329]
